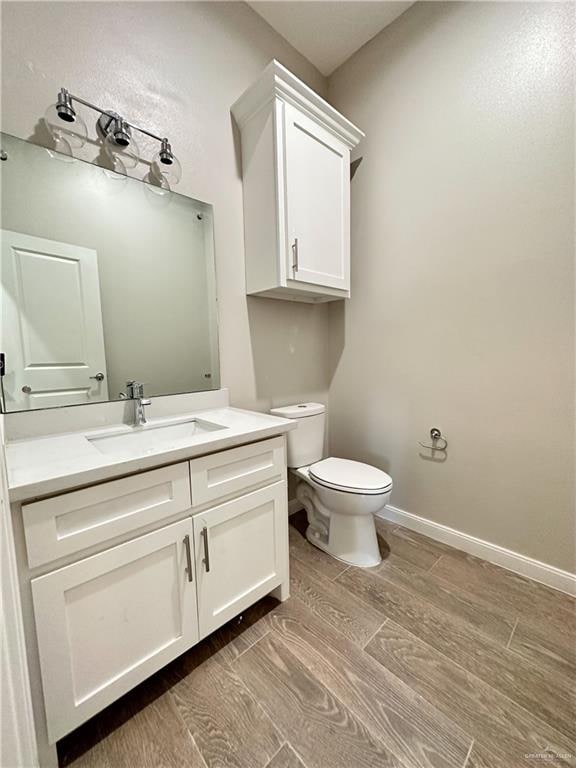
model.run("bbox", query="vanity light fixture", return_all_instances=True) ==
[98,112,141,170]
[45,88,182,183]
[44,90,88,153]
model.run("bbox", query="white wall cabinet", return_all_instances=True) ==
[232,60,364,303]
[31,518,198,743]
[21,437,289,746]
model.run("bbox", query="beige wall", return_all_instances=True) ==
[327,1,575,571]
[0,1,331,412]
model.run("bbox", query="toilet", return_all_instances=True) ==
[270,403,393,567]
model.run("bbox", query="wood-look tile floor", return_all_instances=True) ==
[59,512,576,768]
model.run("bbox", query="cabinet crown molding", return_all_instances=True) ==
[231,59,364,149]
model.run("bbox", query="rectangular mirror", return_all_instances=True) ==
[0,132,219,412]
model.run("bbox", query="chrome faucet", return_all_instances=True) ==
[124,380,151,426]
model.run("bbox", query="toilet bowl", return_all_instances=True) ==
[270,403,393,568]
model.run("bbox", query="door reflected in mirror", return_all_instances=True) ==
[0,132,219,412]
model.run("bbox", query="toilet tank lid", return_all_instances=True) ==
[270,402,325,419]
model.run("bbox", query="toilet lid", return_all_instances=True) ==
[309,457,393,495]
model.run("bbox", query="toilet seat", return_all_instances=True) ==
[309,457,393,495]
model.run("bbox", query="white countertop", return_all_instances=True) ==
[6,407,296,502]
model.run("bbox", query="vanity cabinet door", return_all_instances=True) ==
[31,518,198,743]
[194,483,288,638]
[284,102,350,292]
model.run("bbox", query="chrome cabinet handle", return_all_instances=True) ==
[292,237,299,273]
[201,526,211,572]
[89,372,105,382]
[22,385,32,394]
[183,534,193,582]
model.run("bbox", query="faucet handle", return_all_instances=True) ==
[126,380,146,398]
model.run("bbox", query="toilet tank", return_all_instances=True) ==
[270,403,325,468]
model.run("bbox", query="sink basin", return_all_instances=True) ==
[87,417,225,457]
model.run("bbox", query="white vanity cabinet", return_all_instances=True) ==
[231,60,364,303]
[17,436,289,748]
[31,518,198,743]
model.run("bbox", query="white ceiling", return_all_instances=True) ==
[248,1,415,76]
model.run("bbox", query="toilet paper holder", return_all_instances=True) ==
[419,427,448,451]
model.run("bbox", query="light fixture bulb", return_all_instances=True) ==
[152,139,182,184]
[44,99,87,151]
[103,118,140,169]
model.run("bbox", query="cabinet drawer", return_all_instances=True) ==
[189,437,285,508]
[23,463,191,568]
[32,518,198,742]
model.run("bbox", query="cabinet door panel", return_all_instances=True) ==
[284,103,350,291]
[32,518,198,743]
[194,483,288,638]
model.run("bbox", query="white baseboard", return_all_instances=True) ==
[378,504,576,597]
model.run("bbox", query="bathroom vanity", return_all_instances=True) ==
[5,392,294,765]
[1,114,302,767]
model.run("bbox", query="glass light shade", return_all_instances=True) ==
[104,130,140,170]
[144,170,171,192]
[44,103,88,150]
[101,146,128,178]
[103,158,128,181]
[143,172,172,207]
[152,152,182,185]
[45,136,76,163]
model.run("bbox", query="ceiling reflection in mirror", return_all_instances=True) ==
[0,132,219,412]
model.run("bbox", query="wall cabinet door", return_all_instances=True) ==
[31,518,198,743]
[232,61,362,302]
[194,483,288,638]
[284,103,350,292]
